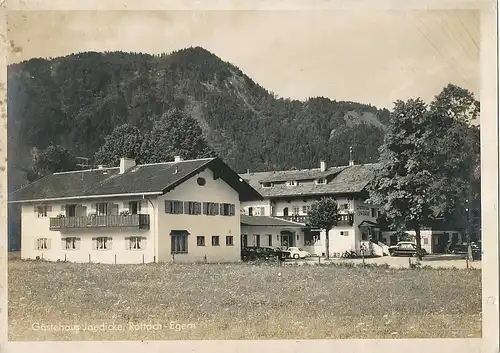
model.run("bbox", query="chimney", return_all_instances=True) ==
[174,155,183,162]
[348,146,355,166]
[320,160,326,172]
[119,157,136,174]
[97,165,104,170]
[349,160,355,166]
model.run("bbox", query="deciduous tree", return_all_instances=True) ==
[308,197,340,259]
[94,124,144,167]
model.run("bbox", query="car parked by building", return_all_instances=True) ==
[282,247,311,259]
[388,242,427,257]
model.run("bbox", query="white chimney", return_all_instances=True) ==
[119,157,136,174]
[174,156,183,162]
[97,165,104,170]
[320,160,326,172]
[349,160,355,166]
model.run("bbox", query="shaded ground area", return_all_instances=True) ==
[8,257,481,340]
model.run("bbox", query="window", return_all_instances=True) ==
[165,200,184,214]
[64,237,80,250]
[316,178,326,184]
[226,236,234,246]
[171,231,188,253]
[197,236,205,246]
[302,205,311,214]
[423,238,429,245]
[220,203,236,216]
[287,180,297,186]
[377,210,382,217]
[35,205,51,218]
[185,201,202,215]
[203,202,219,215]
[96,203,108,216]
[371,208,377,218]
[241,234,248,247]
[267,234,273,246]
[292,206,300,215]
[342,203,349,210]
[129,201,141,215]
[66,204,77,217]
[254,234,260,247]
[212,236,220,246]
[95,237,111,250]
[128,236,144,250]
[262,182,273,188]
[36,238,49,250]
[340,231,349,236]
[197,177,206,186]
[248,207,253,216]
[260,207,265,216]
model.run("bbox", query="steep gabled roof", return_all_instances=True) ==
[9,157,263,203]
[240,163,380,198]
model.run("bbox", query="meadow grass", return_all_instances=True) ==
[8,258,482,340]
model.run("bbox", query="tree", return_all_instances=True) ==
[140,109,215,163]
[427,85,480,242]
[94,124,144,167]
[27,145,78,182]
[308,197,340,259]
[367,99,437,259]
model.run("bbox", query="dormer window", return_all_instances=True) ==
[315,178,327,185]
[287,180,298,186]
[262,182,273,188]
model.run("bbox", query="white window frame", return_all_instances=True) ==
[36,238,49,250]
[129,236,143,250]
[65,237,79,250]
[96,203,108,216]
[340,231,349,236]
[96,237,110,250]
[315,178,326,185]
[36,205,50,218]
[287,180,298,186]
[226,236,234,246]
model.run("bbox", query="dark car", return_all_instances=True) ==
[241,246,285,261]
[389,242,426,257]
[448,244,469,255]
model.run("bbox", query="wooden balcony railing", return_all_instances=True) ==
[276,213,354,226]
[49,214,150,231]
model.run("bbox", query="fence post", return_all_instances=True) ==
[115,254,117,264]
[64,253,67,262]
[143,254,145,264]
[89,253,91,263]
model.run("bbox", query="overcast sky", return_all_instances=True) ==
[7,10,480,110]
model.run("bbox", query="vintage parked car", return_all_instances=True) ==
[283,247,311,259]
[241,246,285,261]
[388,242,427,257]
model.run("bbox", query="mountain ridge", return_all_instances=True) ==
[7,46,389,186]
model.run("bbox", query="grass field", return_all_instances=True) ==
[8,258,482,340]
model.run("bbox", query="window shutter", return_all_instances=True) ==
[124,237,130,250]
[231,204,236,216]
[219,204,224,215]
[203,202,208,215]
[92,237,97,250]
[141,237,147,249]
[184,201,189,214]
[47,238,52,250]
[75,238,81,250]
[107,237,113,250]
[164,200,169,213]
[196,202,201,215]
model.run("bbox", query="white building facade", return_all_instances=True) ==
[10,157,262,264]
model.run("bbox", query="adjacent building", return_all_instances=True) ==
[239,160,386,257]
[8,156,262,264]
[239,160,463,256]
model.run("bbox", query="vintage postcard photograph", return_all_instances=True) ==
[2,3,497,350]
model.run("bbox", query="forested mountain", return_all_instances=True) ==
[7,46,390,190]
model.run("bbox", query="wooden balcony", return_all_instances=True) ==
[276,213,354,226]
[49,214,150,231]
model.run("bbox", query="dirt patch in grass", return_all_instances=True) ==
[8,259,482,340]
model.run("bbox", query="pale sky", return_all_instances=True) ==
[7,10,480,110]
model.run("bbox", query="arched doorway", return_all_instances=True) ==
[283,207,289,217]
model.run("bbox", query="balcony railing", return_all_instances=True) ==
[49,214,150,231]
[276,213,354,226]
